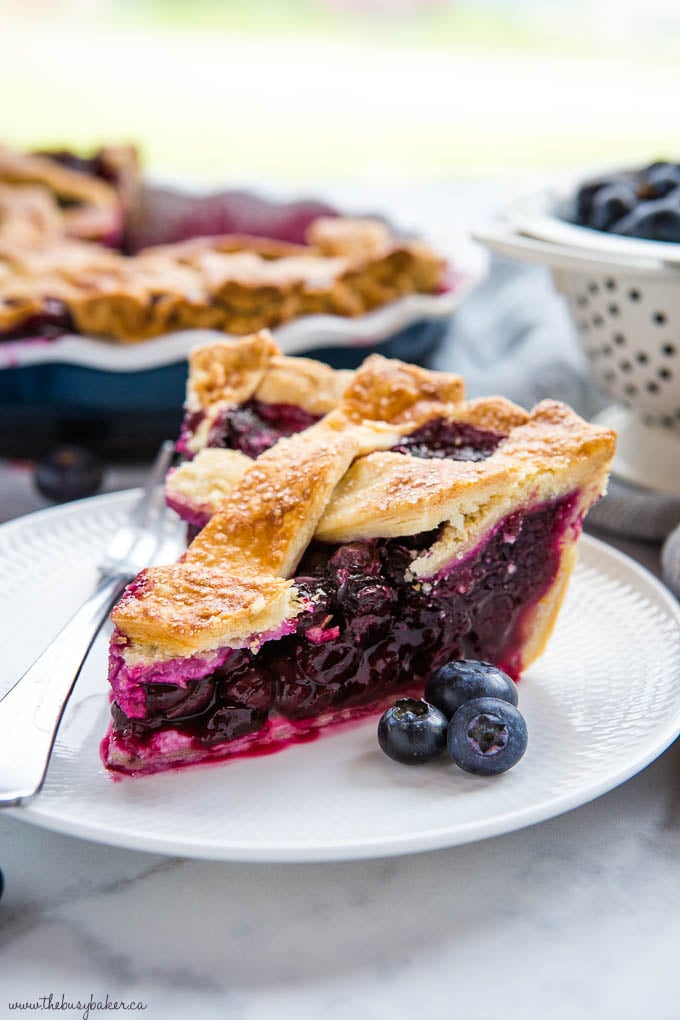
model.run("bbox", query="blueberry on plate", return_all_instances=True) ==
[447,697,528,776]
[424,659,518,720]
[34,445,104,503]
[377,698,448,765]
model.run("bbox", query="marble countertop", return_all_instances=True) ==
[1,735,678,1019]
[1,180,678,1019]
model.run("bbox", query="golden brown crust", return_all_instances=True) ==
[306,216,393,258]
[122,416,402,659]
[317,399,616,545]
[306,217,443,298]
[254,355,354,417]
[165,448,252,519]
[187,331,281,412]
[0,184,63,247]
[0,217,445,342]
[517,543,578,670]
[0,145,136,244]
[141,233,309,262]
[446,395,530,433]
[111,565,302,660]
[182,332,355,455]
[337,353,465,427]
[0,146,115,209]
[184,422,371,579]
[182,331,282,454]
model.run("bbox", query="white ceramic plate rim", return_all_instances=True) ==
[2,490,680,861]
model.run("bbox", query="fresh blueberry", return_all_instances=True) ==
[589,182,637,231]
[447,697,528,776]
[613,197,680,242]
[424,659,518,720]
[34,445,103,503]
[377,698,448,765]
[573,176,611,225]
[637,163,680,200]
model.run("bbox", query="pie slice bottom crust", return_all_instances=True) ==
[103,341,615,776]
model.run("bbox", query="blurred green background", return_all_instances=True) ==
[0,0,677,182]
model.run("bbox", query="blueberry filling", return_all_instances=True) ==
[110,493,578,755]
[391,420,504,461]
[179,413,504,465]
[209,400,321,458]
[0,300,73,342]
[178,399,321,459]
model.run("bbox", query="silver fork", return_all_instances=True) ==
[0,441,181,807]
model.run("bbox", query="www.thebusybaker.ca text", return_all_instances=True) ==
[8,993,147,1020]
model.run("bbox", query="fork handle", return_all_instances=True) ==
[0,573,129,807]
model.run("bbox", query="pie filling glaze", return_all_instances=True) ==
[104,493,578,774]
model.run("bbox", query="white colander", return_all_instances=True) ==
[474,219,680,497]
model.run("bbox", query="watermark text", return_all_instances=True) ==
[8,992,147,1020]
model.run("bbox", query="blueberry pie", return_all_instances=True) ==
[0,212,445,343]
[103,337,615,775]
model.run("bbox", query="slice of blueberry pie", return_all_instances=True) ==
[103,344,615,775]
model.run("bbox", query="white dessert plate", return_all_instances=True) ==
[1,490,679,862]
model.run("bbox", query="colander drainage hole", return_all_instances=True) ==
[628,288,641,302]
[652,312,667,326]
